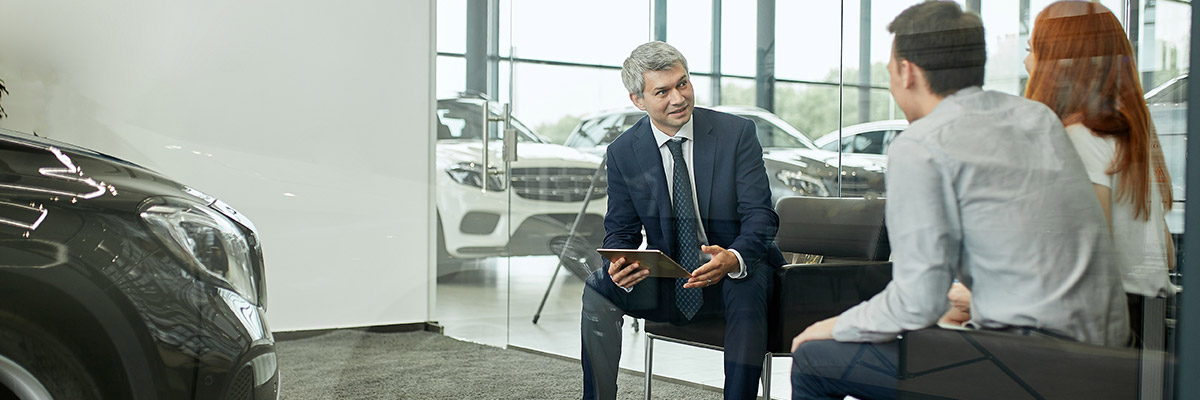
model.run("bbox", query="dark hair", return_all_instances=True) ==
[887,1,986,96]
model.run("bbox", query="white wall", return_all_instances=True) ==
[0,1,436,331]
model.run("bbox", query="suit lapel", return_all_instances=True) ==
[692,109,715,222]
[632,122,674,244]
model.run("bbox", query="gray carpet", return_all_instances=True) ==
[276,329,720,399]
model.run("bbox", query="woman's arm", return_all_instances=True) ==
[1093,184,1113,233]
[1165,224,1176,270]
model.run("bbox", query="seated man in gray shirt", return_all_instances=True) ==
[788,2,1129,399]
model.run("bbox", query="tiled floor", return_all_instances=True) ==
[436,255,793,398]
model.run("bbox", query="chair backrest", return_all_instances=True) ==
[775,196,889,261]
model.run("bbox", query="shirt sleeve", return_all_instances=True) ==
[1063,124,1115,188]
[726,249,748,279]
[832,135,955,342]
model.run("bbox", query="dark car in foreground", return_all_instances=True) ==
[0,128,278,399]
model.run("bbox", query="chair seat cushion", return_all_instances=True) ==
[899,328,1141,399]
[769,261,892,352]
[645,261,894,354]
[645,317,725,349]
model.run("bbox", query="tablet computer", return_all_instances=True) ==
[595,249,692,278]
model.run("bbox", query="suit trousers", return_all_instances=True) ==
[790,340,900,400]
[580,262,772,400]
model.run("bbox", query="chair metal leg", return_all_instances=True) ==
[644,334,654,400]
[762,353,772,399]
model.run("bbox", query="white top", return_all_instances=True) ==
[833,87,1129,347]
[1064,123,1173,297]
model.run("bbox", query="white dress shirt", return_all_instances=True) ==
[647,117,749,279]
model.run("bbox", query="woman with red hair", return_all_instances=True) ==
[1024,0,1175,343]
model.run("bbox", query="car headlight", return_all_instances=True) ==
[446,162,506,191]
[140,197,258,305]
[775,169,830,197]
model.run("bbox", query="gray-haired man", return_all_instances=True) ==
[580,41,785,399]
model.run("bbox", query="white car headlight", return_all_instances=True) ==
[140,197,259,305]
[775,169,830,197]
[446,162,506,191]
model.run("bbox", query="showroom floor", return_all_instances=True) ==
[435,255,794,398]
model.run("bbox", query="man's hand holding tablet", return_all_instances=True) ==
[598,249,693,289]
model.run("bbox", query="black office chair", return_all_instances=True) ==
[897,327,1145,399]
[642,196,893,399]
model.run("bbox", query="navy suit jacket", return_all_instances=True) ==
[603,107,786,274]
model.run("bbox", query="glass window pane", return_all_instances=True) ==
[667,0,713,74]
[690,75,712,107]
[1139,1,1190,90]
[506,0,650,65]
[437,56,467,100]
[777,1,840,83]
[437,0,466,54]
[775,81,839,140]
[508,64,629,138]
[720,0,756,77]
[719,76,756,107]
[979,0,1025,94]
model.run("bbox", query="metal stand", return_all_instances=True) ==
[532,156,607,324]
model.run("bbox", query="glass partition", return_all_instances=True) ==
[435,1,1192,398]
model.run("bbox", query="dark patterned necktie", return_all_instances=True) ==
[666,138,703,320]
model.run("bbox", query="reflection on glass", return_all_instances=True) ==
[433,1,1193,396]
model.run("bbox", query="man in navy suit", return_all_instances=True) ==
[580,41,786,400]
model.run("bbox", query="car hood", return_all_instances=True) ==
[1,129,205,211]
[764,147,887,173]
[436,140,602,169]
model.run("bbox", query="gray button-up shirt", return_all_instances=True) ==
[833,87,1130,347]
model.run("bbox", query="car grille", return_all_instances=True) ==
[826,175,874,197]
[510,167,607,202]
[225,366,253,400]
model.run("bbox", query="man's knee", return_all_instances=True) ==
[792,341,821,375]
[584,268,606,290]
[582,275,623,323]
[724,264,771,300]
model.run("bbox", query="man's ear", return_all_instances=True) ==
[899,59,917,90]
[629,93,646,111]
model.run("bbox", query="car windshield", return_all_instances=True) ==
[1146,76,1187,105]
[436,100,547,143]
[567,110,821,151]
[565,112,646,149]
[735,112,817,150]
[565,114,621,148]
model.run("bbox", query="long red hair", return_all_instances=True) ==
[1025,0,1171,219]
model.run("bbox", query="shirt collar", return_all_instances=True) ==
[926,86,983,119]
[651,116,695,148]
[944,86,983,102]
